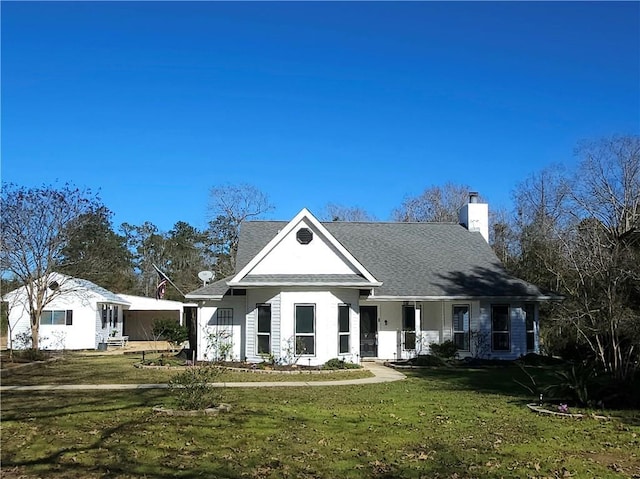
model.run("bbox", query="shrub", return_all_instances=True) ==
[408,355,446,367]
[168,365,223,410]
[152,319,188,349]
[543,362,596,407]
[323,358,361,370]
[14,348,49,362]
[430,340,458,360]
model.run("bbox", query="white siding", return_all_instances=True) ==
[248,219,360,276]
[478,301,533,360]
[245,288,281,362]
[279,288,360,366]
[8,293,105,350]
[197,296,247,361]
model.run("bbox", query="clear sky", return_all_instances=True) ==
[2,1,639,232]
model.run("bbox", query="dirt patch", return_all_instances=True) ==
[152,403,231,416]
[581,451,640,477]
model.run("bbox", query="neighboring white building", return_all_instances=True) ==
[3,273,189,350]
[187,198,559,366]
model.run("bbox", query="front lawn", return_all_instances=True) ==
[1,360,638,478]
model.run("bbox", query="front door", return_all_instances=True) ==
[360,306,378,358]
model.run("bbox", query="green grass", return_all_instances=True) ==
[0,352,373,385]
[1,357,639,478]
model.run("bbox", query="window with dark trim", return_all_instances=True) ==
[40,310,72,326]
[524,304,535,351]
[216,308,233,327]
[492,305,510,351]
[295,304,315,355]
[257,304,271,355]
[453,305,470,351]
[402,305,416,350]
[338,304,350,354]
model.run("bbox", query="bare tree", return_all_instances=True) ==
[511,164,572,292]
[321,203,377,222]
[1,183,103,349]
[512,136,640,383]
[207,183,273,275]
[559,136,640,381]
[572,136,640,239]
[392,182,474,222]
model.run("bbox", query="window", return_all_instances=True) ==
[338,304,350,354]
[295,304,315,355]
[453,305,470,351]
[296,228,313,244]
[101,304,108,329]
[492,305,510,351]
[216,308,233,327]
[100,304,118,328]
[40,310,72,326]
[524,304,535,351]
[256,304,271,355]
[403,305,416,350]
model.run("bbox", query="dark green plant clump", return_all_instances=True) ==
[11,348,50,362]
[152,319,188,349]
[429,340,458,360]
[322,358,361,370]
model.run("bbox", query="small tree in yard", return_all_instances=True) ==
[168,365,223,410]
[152,319,188,350]
[206,329,234,362]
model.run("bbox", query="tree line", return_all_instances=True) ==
[2,134,638,392]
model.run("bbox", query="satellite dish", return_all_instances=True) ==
[198,270,214,285]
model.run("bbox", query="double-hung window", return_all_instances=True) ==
[256,304,271,355]
[453,305,470,351]
[338,304,350,354]
[402,305,416,350]
[295,304,315,355]
[40,310,73,326]
[492,305,510,351]
[524,304,535,352]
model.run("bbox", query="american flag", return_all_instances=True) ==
[155,269,169,299]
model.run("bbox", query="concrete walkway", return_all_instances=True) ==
[0,361,406,392]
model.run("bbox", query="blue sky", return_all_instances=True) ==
[2,1,639,232]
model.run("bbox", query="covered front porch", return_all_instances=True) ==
[359,299,538,362]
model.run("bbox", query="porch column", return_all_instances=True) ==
[415,302,421,354]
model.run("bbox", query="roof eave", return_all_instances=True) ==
[367,294,563,302]
[184,293,226,301]
[227,281,383,288]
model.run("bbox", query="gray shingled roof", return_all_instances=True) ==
[231,221,552,299]
[187,276,235,298]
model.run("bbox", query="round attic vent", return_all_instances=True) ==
[296,228,313,245]
[49,281,59,290]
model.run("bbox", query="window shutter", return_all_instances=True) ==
[66,310,73,326]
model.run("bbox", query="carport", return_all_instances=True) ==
[119,294,195,341]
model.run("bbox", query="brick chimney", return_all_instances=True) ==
[459,192,489,242]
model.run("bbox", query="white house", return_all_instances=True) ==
[3,273,189,350]
[187,196,558,366]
